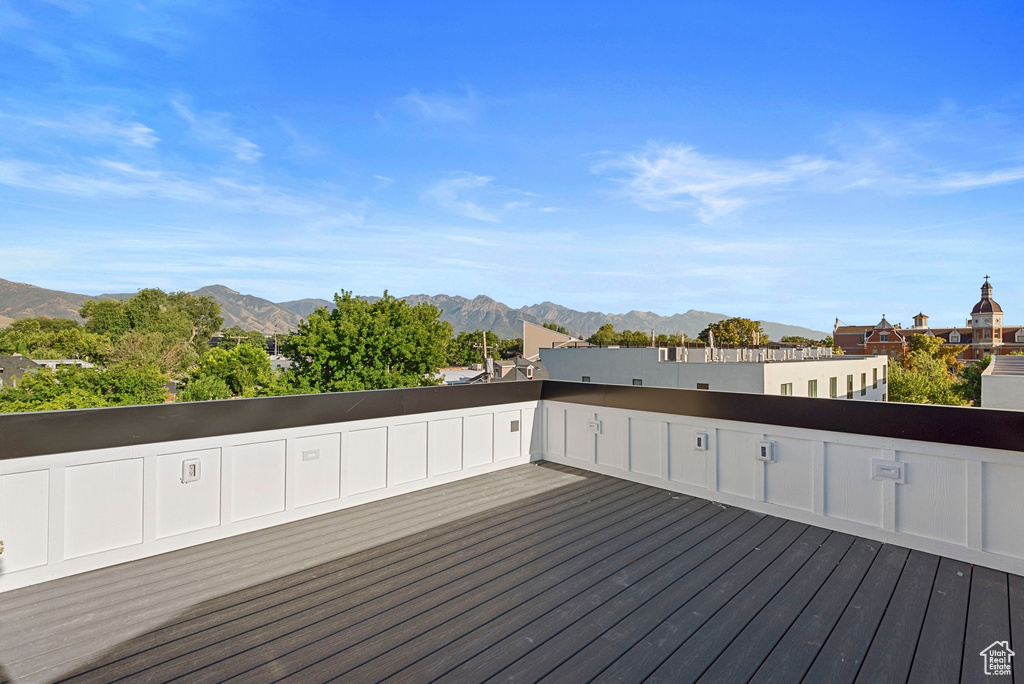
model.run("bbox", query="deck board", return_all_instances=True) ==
[0,462,1018,684]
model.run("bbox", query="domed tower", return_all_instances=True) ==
[970,276,1003,359]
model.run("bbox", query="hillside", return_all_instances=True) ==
[0,280,828,339]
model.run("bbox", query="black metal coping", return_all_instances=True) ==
[1,380,1022,460]
[541,381,1024,454]
[0,381,542,460]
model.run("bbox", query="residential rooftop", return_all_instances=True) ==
[1,380,1022,682]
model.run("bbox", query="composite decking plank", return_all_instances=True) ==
[406,506,747,684]
[457,510,762,684]
[1010,575,1024,684]
[494,513,782,684]
[961,566,1011,684]
[695,531,855,684]
[1,463,569,613]
[94,481,667,682]
[205,487,681,683]
[907,557,972,684]
[9,467,608,682]
[643,527,833,684]
[52,474,633,682]
[802,544,910,684]
[534,515,786,684]
[6,468,612,664]
[593,521,813,683]
[294,495,714,682]
[854,550,939,684]
[745,536,881,683]
[4,466,610,675]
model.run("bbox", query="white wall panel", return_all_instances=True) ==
[294,434,341,508]
[463,414,494,469]
[629,418,662,477]
[428,418,463,476]
[389,422,428,486]
[983,462,1024,558]
[596,412,627,470]
[545,406,565,457]
[230,441,286,522]
[65,459,143,559]
[0,470,48,572]
[155,448,221,539]
[668,423,707,487]
[522,407,538,459]
[495,410,522,462]
[824,443,881,527]
[348,427,388,495]
[895,451,967,545]
[764,436,814,511]
[716,429,756,498]
[565,409,595,463]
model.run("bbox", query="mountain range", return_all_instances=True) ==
[0,278,827,340]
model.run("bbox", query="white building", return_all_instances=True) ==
[540,345,889,400]
[981,355,1024,410]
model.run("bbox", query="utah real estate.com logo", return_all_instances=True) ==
[980,641,1014,676]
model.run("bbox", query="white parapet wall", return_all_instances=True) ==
[542,399,1024,575]
[0,401,540,592]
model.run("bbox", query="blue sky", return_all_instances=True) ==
[1,1,1022,331]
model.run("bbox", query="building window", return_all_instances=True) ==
[847,375,854,399]
[830,377,837,398]
[1017,329,1024,343]
[808,379,818,397]
[581,376,590,383]
[873,368,878,389]
[526,367,534,379]
[697,382,709,390]
[860,373,867,396]
[780,383,793,396]
[950,331,960,343]
[880,332,889,342]
[632,379,642,386]
[872,347,878,355]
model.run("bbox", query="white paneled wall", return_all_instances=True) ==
[542,401,1024,575]
[0,401,539,592]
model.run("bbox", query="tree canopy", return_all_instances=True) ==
[888,334,969,405]
[285,291,451,392]
[697,318,766,346]
[447,330,500,366]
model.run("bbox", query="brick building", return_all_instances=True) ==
[834,278,1024,361]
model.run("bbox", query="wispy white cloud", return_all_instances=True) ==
[0,157,334,215]
[598,106,1024,221]
[171,98,262,162]
[395,87,478,123]
[424,173,534,222]
[594,144,834,220]
[0,107,158,148]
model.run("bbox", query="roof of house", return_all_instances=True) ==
[0,462,1015,683]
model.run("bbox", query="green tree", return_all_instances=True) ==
[286,291,451,392]
[79,289,223,375]
[0,365,167,412]
[542,322,569,335]
[217,326,267,350]
[620,330,652,347]
[953,354,991,407]
[177,374,233,402]
[497,338,523,358]
[587,323,620,346]
[698,318,766,346]
[447,330,500,366]
[888,336,969,406]
[187,343,274,397]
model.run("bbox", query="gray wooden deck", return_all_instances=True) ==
[0,462,1020,683]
